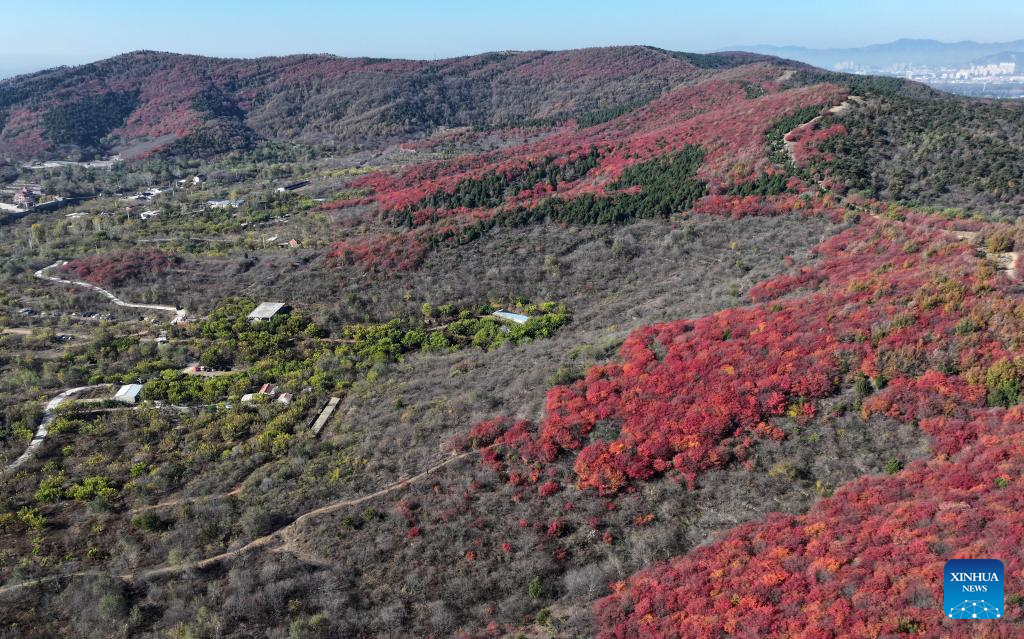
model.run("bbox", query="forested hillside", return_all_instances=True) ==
[0,47,762,160]
[812,93,1024,210]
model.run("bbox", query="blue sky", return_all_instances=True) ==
[3,0,1024,66]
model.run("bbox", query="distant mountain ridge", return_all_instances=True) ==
[0,46,782,162]
[734,38,1024,70]
[970,50,1024,66]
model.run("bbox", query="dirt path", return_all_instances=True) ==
[129,485,243,514]
[949,232,1018,280]
[3,384,110,473]
[992,251,1020,281]
[33,261,187,322]
[1007,252,1020,280]
[133,447,482,580]
[0,447,486,595]
[782,95,862,165]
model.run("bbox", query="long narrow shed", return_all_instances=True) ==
[492,310,530,324]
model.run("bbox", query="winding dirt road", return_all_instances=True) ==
[3,385,110,473]
[34,261,187,322]
[0,447,486,595]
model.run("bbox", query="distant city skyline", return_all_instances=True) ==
[2,0,1024,74]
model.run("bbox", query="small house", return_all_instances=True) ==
[12,189,35,207]
[247,302,290,322]
[277,393,293,405]
[114,383,143,404]
[258,383,278,396]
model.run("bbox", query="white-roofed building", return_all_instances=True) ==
[247,302,290,322]
[114,383,143,404]
[492,310,530,325]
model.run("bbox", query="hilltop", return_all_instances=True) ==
[0,47,776,161]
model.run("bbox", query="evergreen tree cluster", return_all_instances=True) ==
[426,145,707,248]
[42,92,139,148]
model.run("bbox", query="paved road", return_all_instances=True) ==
[4,384,110,472]
[34,261,187,322]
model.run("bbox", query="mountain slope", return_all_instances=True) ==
[0,47,779,161]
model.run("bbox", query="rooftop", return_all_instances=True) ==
[248,302,288,321]
[493,310,530,325]
[114,383,143,402]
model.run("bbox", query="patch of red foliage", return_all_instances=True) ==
[594,407,1024,637]
[352,74,846,217]
[469,212,1012,493]
[787,121,848,166]
[60,249,176,287]
[315,69,849,273]
[326,233,428,272]
[446,205,1024,635]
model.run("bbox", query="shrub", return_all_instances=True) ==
[17,506,46,531]
[528,575,544,601]
[883,458,903,475]
[289,613,331,639]
[985,359,1021,408]
[985,230,1015,253]
[35,472,66,503]
[130,512,166,532]
[67,476,118,502]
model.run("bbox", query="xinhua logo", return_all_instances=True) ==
[944,559,1004,619]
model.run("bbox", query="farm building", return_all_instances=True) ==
[493,310,530,324]
[12,189,36,207]
[242,383,282,403]
[247,302,290,322]
[207,199,244,209]
[276,180,310,192]
[114,383,143,404]
[258,383,278,396]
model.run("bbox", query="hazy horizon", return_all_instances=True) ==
[3,0,1024,78]
[3,37,1024,81]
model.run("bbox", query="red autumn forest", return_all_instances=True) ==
[448,204,1024,636]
